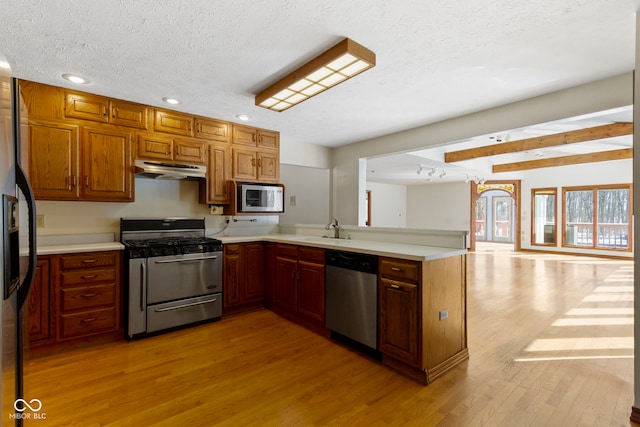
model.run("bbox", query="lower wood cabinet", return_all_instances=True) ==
[273,244,325,325]
[27,251,122,346]
[223,243,265,311]
[379,255,468,384]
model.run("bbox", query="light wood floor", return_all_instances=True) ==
[23,247,636,426]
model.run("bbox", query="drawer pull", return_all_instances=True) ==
[81,293,98,298]
[82,259,98,264]
[391,267,403,272]
[81,317,98,323]
[81,274,98,279]
[390,284,401,289]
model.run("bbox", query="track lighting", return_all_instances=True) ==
[439,170,446,179]
[428,168,436,177]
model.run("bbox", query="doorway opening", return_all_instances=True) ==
[470,180,521,252]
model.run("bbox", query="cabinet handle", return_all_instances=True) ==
[390,284,400,289]
[69,175,77,189]
[81,274,98,279]
[103,105,107,117]
[81,259,97,264]
[251,158,256,167]
[81,317,98,323]
[257,158,262,168]
[85,176,89,187]
[252,134,256,143]
[112,107,118,118]
[391,267,403,272]
[81,293,98,298]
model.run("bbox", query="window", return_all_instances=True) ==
[562,185,631,251]
[531,188,556,246]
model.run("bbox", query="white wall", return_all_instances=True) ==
[406,182,470,231]
[279,164,330,225]
[332,73,633,225]
[366,182,407,228]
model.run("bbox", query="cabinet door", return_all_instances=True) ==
[243,243,265,301]
[379,278,419,366]
[154,109,194,136]
[174,139,206,165]
[82,127,133,201]
[64,91,109,123]
[202,143,230,204]
[257,129,279,150]
[138,133,173,161]
[27,258,51,345]
[110,100,148,129]
[298,261,325,323]
[232,124,257,146]
[196,118,229,143]
[27,121,80,200]
[275,257,298,312]
[223,248,242,307]
[257,151,279,182]
[232,147,257,181]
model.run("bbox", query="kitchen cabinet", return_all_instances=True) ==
[231,147,279,182]
[231,124,280,183]
[223,243,265,312]
[56,251,121,341]
[27,257,52,346]
[25,121,133,202]
[137,133,207,165]
[195,117,229,143]
[153,109,194,136]
[64,91,148,129]
[274,244,325,324]
[199,142,230,204]
[379,255,468,384]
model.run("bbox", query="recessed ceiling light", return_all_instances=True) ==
[162,97,180,105]
[0,62,10,70]
[61,73,90,84]
[236,114,249,121]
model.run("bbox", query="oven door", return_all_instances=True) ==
[146,251,222,304]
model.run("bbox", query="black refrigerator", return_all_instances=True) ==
[0,63,37,425]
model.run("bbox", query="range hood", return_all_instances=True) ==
[134,160,207,180]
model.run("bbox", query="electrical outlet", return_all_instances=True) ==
[290,195,296,207]
[36,214,45,228]
[439,309,448,321]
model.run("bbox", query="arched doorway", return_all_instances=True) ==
[469,180,521,251]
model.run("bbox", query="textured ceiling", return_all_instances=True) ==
[0,0,638,149]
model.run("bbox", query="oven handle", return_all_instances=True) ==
[154,255,219,264]
[153,297,218,312]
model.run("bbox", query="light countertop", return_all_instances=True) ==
[36,233,124,255]
[217,234,466,262]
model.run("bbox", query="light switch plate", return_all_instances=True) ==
[36,214,45,228]
[439,309,448,321]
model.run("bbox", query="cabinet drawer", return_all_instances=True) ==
[61,268,116,286]
[60,252,116,270]
[224,244,241,255]
[380,258,420,283]
[298,247,325,264]
[60,283,116,312]
[58,307,117,340]
[276,244,298,259]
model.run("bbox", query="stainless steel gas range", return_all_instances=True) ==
[120,218,223,339]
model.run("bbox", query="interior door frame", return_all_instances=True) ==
[469,180,521,251]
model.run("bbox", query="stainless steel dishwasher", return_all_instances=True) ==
[325,249,379,350]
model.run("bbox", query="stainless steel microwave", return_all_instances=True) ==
[237,182,284,213]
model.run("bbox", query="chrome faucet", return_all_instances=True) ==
[325,218,341,239]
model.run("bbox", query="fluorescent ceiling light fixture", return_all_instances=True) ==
[62,73,90,84]
[256,38,375,112]
[162,97,181,105]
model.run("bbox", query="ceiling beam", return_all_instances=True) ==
[492,148,632,173]
[444,122,633,163]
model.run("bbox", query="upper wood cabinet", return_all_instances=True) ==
[232,124,279,150]
[195,118,229,143]
[65,91,148,129]
[26,120,133,202]
[199,143,230,204]
[153,109,194,136]
[137,133,207,165]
